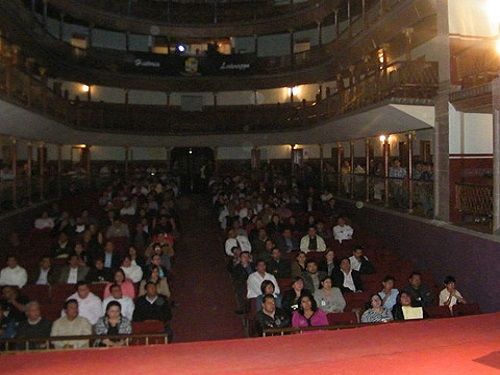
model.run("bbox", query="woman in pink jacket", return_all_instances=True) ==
[291,294,329,328]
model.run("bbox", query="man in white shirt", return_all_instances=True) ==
[34,211,55,230]
[225,229,252,256]
[120,200,136,216]
[333,217,354,243]
[65,282,102,325]
[102,284,135,321]
[348,247,375,274]
[0,256,28,288]
[32,257,57,285]
[439,276,466,310]
[121,256,143,283]
[332,258,363,293]
[246,260,280,299]
[300,227,326,253]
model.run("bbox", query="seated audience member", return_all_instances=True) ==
[59,254,89,284]
[133,282,172,324]
[281,277,311,317]
[1,286,29,322]
[230,251,254,314]
[302,261,327,294]
[127,246,146,269]
[73,243,88,264]
[102,284,135,321]
[276,228,299,253]
[291,294,329,328]
[392,291,426,321]
[225,229,252,256]
[251,228,269,257]
[290,251,307,278]
[86,258,113,283]
[332,258,363,293]
[314,276,346,313]
[255,280,282,311]
[0,256,28,288]
[348,246,375,274]
[315,221,332,240]
[16,301,52,350]
[95,301,132,347]
[361,294,393,323]
[333,217,354,243]
[439,276,466,310]
[66,282,102,325]
[144,254,169,280]
[121,256,143,283]
[246,260,280,299]
[103,269,136,299]
[101,241,121,271]
[51,299,92,349]
[402,272,434,308]
[146,244,172,272]
[318,249,337,276]
[139,266,171,299]
[378,276,399,311]
[30,257,58,285]
[320,189,333,204]
[266,248,291,279]
[51,233,73,259]
[119,200,136,217]
[300,226,327,253]
[34,211,55,230]
[106,217,130,239]
[0,301,16,339]
[254,294,290,336]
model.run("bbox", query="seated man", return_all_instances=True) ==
[225,229,252,256]
[332,258,363,293]
[16,301,52,350]
[299,226,326,253]
[439,276,467,311]
[402,272,435,308]
[302,260,328,294]
[246,260,280,299]
[0,301,16,339]
[133,282,172,324]
[315,221,332,240]
[275,228,299,253]
[251,228,269,258]
[34,211,55,230]
[1,286,29,323]
[0,256,28,289]
[266,248,291,279]
[378,276,399,311]
[30,257,58,285]
[102,284,135,321]
[51,299,92,349]
[106,217,130,239]
[348,246,375,274]
[231,251,254,314]
[100,241,121,271]
[51,233,73,259]
[333,217,354,243]
[66,281,102,325]
[254,294,290,336]
[59,254,89,284]
[86,258,113,283]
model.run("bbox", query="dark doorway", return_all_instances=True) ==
[171,147,214,193]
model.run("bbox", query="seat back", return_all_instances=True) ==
[452,303,481,317]
[131,320,166,345]
[425,305,452,319]
[21,284,51,304]
[327,312,358,326]
[51,283,76,305]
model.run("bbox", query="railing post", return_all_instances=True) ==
[383,138,390,207]
[27,142,33,205]
[57,144,62,198]
[335,10,340,39]
[407,132,414,213]
[317,21,323,47]
[319,144,324,189]
[336,143,343,195]
[349,140,355,199]
[38,142,45,201]
[289,29,295,69]
[124,146,130,177]
[11,137,17,209]
[365,138,370,202]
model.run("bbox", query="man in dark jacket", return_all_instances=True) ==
[16,301,52,350]
[402,272,435,307]
[266,248,291,279]
[302,260,327,293]
[133,282,172,323]
[254,294,289,336]
[332,258,363,293]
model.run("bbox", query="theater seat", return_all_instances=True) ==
[327,312,358,326]
[40,303,62,321]
[277,278,292,292]
[88,283,106,299]
[344,292,370,311]
[51,284,76,305]
[22,284,51,304]
[131,320,167,345]
[452,303,481,317]
[425,305,452,319]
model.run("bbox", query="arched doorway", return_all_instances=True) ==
[171,147,214,193]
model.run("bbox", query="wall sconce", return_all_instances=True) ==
[81,84,90,93]
[379,135,387,143]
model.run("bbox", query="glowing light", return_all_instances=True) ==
[289,86,300,96]
[81,84,90,93]
[377,49,385,64]
[177,44,186,53]
[188,148,193,154]
[379,135,386,143]
[496,38,500,55]
[486,0,500,26]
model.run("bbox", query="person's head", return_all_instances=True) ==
[121,256,132,268]
[64,299,79,320]
[94,258,104,270]
[261,294,276,315]
[240,251,251,264]
[1,285,18,301]
[151,254,162,267]
[296,251,306,264]
[306,260,318,274]
[340,257,351,272]
[282,228,292,239]
[324,249,335,262]
[25,301,42,322]
[298,294,317,314]
[271,247,281,261]
[369,294,383,309]
[227,229,236,239]
[260,280,275,296]
[105,300,122,320]
[398,291,413,307]
[128,246,137,258]
[353,246,364,259]
[149,266,160,280]
[382,276,395,291]
[114,269,126,284]
[271,214,280,224]
[257,228,267,240]
[6,255,18,269]
[307,226,317,237]
[255,260,267,274]
[76,281,90,299]
[316,221,325,231]
[41,211,49,219]
[39,256,51,270]
[110,284,123,299]
[444,276,456,290]
[58,232,69,243]
[265,239,275,252]
[319,276,333,290]
[145,281,158,298]
[68,254,79,268]
[337,217,346,226]
[408,272,422,288]
[393,158,401,168]
[104,241,114,253]
[0,301,7,317]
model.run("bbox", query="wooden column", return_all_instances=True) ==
[124,146,130,177]
[39,67,48,113]
[347,0,352,38]
[407,132,414,213]
[11,138,17,208]
[27,142,33,204]
[365,138,371,202]
[59,12,65,41]
[85,146,92,186]
[38,143,45,200]
[251,146,260,170]
[57,144,63,198]
[335,10,340,39]
[336,142,343,195]
[319,144,324,189]
[42,0,48,28]
[349,140,355,198]
[289,30,295,69]
[317,21,323,47]
[383,139,390,207]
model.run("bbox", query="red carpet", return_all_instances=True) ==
[2,314,499,374]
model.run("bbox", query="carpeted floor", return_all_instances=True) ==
[169,195,245,342]
[1,314,499,374]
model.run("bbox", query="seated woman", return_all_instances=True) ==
[318,249,337,276]
[439,276,466,311]
[290,251,307,278]
[392,291,427,321]
[361,294,393,323]
[281,277,311,317]
[103,269,136,299]
[255,280,282,312]
[94,301,132,347]
[314,276,346,313]
[291,294,329,328]
[139,266,171,299]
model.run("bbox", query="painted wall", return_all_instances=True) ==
[449,104,493,155]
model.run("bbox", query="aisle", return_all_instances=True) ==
[169,195,245,342]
